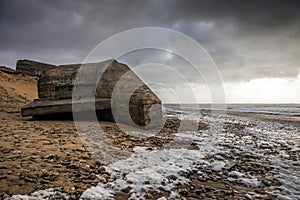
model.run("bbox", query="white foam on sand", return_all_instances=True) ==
[5,188,70,200]
[81,108,300,199]
[80,185,114,200]
[8,108,299,199]
[239,178,263,188]
[229,170,245,178]
[81,147,207,199]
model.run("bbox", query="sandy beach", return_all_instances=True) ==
[0,66,299,199]
[1,108,299,199]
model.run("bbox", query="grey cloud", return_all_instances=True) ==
[0,0,299,82]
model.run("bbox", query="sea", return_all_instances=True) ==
[164,103,300,116]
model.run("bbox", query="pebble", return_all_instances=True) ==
[24,177,37,183]
[0,174,7,179]
[245,193,253,200]
[2,148,12,153]
[49,175,58,181]
[0,165,7,169]
[97,177,107,184]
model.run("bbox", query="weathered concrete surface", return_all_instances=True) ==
[16,59,57,77]
[22,98,111,116]
[21,59,162,126]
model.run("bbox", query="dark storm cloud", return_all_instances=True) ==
[0,0,299,81]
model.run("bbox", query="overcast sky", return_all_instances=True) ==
[1,0,300,103]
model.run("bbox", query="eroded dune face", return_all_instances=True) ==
[0,66,37,111]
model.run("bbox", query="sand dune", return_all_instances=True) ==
[0,66,37,111]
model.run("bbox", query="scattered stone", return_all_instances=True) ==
[24,177,37,183]
[0,165,7,169]
[0,174,7,179]
[2,148,12,153]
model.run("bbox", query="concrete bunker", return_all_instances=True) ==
[19,59,162,126]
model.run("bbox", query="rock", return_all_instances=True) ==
[40,171,50,178]
[24,176,37,183]
[167,175,177,181]
[44,154,60,160]
[179,189,188,196]
[21,162,30,167]
[2,148,12,153]
[245,193,253,200]
[69,164,80,169]
[0,165,7,169]
[40,179,50,184]
[82,179,93,184]
[2,194,10,199]
[97,177,107,184]
[0,174,7,179]
[61,160,71,166]
[223,162,236,170]
[49,175,58,181]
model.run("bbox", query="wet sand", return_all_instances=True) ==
[1,109,299,199]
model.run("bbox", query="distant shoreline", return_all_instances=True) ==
[164,103,300,117]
